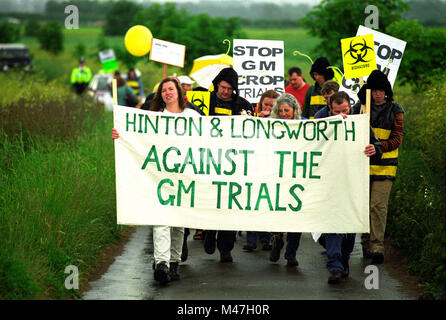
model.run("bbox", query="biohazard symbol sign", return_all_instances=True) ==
[186,91,210,116]
[341,34,377,79]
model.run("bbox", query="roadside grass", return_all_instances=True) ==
[0,75,122,299]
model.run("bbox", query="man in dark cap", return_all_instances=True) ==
[352,70,405,265]
[203,68,253,263]
[302,57,334,119]
[209,67,253,116]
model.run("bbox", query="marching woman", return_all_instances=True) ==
[112,77,201,284]
[353,70,405,265]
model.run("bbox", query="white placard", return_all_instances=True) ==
[149,38,186,68]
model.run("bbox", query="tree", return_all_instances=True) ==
[37,22,63,55]
[386,20,446,88]
[24,19,40,37]
[104,0,142,36]
[300,0,408,68]
[0,21,21,43]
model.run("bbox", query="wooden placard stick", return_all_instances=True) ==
[365,88,371,118]
[359,77,365,114]
[112,78,117,105]
[163,64,167,78]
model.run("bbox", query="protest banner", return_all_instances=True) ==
[149,38,186,68]
[341,34,377,80]
[99,49,118,72]
[340,26,406,105]
[233,39,285,103]
[113,106,370,233]
[186,91,211,116]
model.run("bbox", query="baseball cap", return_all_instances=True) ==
[178,75,195,85]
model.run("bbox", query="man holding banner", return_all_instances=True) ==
[203,68,254,263]
[315,91,382,284]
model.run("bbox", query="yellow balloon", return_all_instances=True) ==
[124,25,153,57]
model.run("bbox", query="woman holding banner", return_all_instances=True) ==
[112,77,201,284]
[353,70,404,265]
[267,93,303,267]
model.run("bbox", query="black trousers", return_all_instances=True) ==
[207,230,237,252]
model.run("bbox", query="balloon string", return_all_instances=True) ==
[327,66,344,78]
[293,50,313,65]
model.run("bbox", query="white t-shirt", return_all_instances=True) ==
[162,107,201,117]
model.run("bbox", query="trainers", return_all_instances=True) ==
[220,251,233,263]
[242,242,257,252]
[181,240,188,262]
[269,235,284,262]
[204,231,216,254]
[286,258,299,267]
[341,263,349,278]
[169,262,180,281]
[371,252,384,264]
[154,262,170,284]
[328,270,342,284]
[262,243,272,251]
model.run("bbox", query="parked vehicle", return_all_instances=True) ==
[87,73,113,111]
[0,43,33,71]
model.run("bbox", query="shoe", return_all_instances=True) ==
[169,262,180,281]
[262,243,272,251]
[371,252,384,264]
[269,235,284,262]
[362,247,372,259]
[328,270,342,284]
[342,263,349,278]
[181,240,188,262]
[154,262,170,284]
[204,231,216,254]
[243,243,257,252]
[220,251,233,263]
[193,230,204,240]
[286,258,299,267]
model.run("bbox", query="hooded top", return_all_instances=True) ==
[358,70,393,104]
[310,57,334,82]
[212,67,239,99]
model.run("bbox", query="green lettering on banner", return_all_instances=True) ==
[293,152,307,178]
[274,151,291,178]
[310,151,322,179]
[157,178,175,205]
[245,182,253,210]
[329,120,342,140]
[289,184,304,212]
[223,149,237,175]
[177,180,195,207]
[207,149,222,175]
[141,145,161,171]
[145,115,158,134]
[175,117,187,136]
[344,121,355,141]
[317,121,329,140]
[274,184,286,211]
[256,120,270,139]
[303,121,316,141]
[126,113,137,132]
[138,114,144,133]
[161,116,174,134]
[231,119,241,138]
[283,121,303,139]
[242,118,256,139]
[239,150,254,176]
[255,183,273,211]
[212,181,227,209]
[229,182,243,210]
[198,148,206,174]
[271,121,285,139]
[180,148,198,174]
[163,146,181,173]
[189,117,202,136]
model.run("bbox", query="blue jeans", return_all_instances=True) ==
[284,232,302,260]
[246,231,271,245]
[325,233,356,271]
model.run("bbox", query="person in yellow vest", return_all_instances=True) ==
[302,57,334,119]
[70,57,92,95]
[126,68,145,102]
[352,70,404,265]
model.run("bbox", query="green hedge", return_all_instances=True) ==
[387,79,446,299]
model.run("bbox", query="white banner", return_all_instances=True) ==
[113,106,370,233]
[233,39,285,103]
[340,26,406,105]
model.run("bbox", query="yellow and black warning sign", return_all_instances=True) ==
[341,34,377,79]
[186,91,210,116]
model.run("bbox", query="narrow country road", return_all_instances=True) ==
[83,226,418,300]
